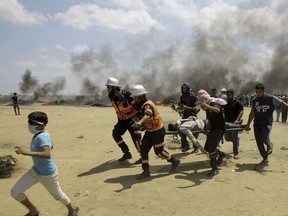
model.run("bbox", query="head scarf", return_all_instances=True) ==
[197,89,227,106]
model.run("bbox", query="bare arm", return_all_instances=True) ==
[281,101,288,110]
[245,111,255,131]
[14,146,51,158]
[133,114,151,129]
[236,110,244,122]
[203,103,221,113]
[182,104,198,112]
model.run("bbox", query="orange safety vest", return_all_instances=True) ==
[141,100,164,132]
[112,100,137,120]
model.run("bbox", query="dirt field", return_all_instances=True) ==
[1,104,288,216]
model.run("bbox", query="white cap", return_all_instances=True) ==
[130,84,148,96]
[221,88,227,93]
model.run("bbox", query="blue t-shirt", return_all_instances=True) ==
[30,131,57,176]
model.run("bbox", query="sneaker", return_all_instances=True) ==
[254,159,269,171]
[217,151,225,166]
[267,143,273,155]
[171,157,181,172]
[134,158,142,164]
[137,170,151,180]
[68,207,79,216]
[181,146,190,153]
[233,154,239,159]
[118,152,132,162]
[207,168,219,177]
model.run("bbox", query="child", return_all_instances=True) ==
[11,111,79,216]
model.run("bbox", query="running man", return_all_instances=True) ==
[131,85,181,180]
[106,77,141,163]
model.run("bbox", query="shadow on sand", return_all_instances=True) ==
[77,159,136,177]
[78,153,230,192]
[104,173,170,192]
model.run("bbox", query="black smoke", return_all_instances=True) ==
[19,69,38,94]
[18,69,66,100]
[263,37,288,94]
[33,77,66,100]
[69,2,288,100]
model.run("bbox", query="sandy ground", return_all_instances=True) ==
[1,104,288,216]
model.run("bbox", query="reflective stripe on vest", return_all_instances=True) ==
[112,100,137,120]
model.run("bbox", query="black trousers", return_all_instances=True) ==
[204,129,224,153]
[112,118,141,153]
[282,109,287,123]
[141,127,170,162]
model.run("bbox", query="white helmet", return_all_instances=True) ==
[105,77,120,87]
[130,84,148,96]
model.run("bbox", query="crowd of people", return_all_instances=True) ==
[104,78,288,178]
[9,78,288,216]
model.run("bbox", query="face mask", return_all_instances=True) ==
[28,125,42,134]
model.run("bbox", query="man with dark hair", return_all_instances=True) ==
[11,92,20,115]
[131,85,180,180]
[245,83,288,170]
[106,77,141,163]
[224,89,244,159]
[167,117,207,154]
[177,83,199,152]
[210,88,218,98]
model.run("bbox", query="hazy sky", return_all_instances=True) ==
[1,0,288,96]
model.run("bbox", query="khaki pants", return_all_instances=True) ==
[11,168,70,205]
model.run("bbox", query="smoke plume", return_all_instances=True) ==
[71,46,117,103]
[33,76,66,100]
[18,69,66,99]
[19,69,38,94]
[70,1,288,100]
[263,37,288,94]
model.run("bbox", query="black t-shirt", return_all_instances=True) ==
[12,96,18,105]
[206,102,225,131]
[224,99,243,122]
[179,91,198,118]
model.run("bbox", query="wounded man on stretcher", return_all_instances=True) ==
[167,117,246,154]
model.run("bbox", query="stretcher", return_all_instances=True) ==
[165,125,247,140]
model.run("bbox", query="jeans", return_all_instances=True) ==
[225,131,239,155]
[253,124,272,160]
